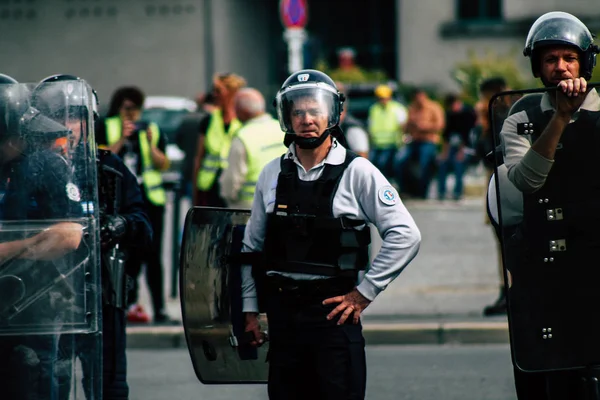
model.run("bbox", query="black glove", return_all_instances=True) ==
[100,214,127,249]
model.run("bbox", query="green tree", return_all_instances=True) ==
[451,48,535,105]
[316,58,389,83]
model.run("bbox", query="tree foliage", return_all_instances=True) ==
[451,48,536,105]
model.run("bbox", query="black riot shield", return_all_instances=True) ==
[490,84,600,374]
[180,206,269,384]
[0,80,101,399]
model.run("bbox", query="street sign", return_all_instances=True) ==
[279,0,308,29]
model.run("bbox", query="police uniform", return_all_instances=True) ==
[97,113,169,321]
[56,148,152,400]
[501,90,600,193]
[495,12,600,399]
[0,144,84,399]
[241,138,421,399]
[28,73,156,400]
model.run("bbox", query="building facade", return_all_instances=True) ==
[0,0,598,108]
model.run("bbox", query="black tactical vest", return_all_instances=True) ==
[262,150,371,277]
[519,106,600,267]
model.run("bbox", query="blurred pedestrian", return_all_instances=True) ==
[394,88,445,199]
[97,86,172,324]
[437,93,477,201]
[219,88,287,209]
[367,84,407,176]
[192,73,246,207]
[329,47,368,83]
[174,91,217,199]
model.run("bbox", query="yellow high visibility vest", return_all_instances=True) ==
[235,116,286,202]
[368,100,405,148]
[105,116,166,206]
[197,110,242,191]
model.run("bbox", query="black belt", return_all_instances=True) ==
[265,275,355,298]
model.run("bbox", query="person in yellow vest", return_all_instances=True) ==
[192,73,247,207]
[367,84,407,178]
[219,88,287,209]
[96,86,174,324]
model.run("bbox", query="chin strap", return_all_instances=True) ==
[283,128,336,150]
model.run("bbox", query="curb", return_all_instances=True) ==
[125,321,509,349]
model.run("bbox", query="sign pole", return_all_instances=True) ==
[279,0,308,74]
[284,28,306,74]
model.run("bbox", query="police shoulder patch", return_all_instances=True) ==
[66,182,81,202]
[378,185,398,206]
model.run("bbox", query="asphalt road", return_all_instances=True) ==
[127,344,518,400]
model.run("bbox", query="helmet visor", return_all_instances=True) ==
[276,84,341,133]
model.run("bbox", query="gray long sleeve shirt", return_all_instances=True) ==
[241,139,421,313]
[501,89,600,193]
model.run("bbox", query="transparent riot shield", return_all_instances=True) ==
[490,84,600,375]
[180,207,269,384]
[0,80,101,398]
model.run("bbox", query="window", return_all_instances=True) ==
[457,0,502,21]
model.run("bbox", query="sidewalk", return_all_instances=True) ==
[127,171,511,348]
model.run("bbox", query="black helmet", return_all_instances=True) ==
[523,11,600,80]
[0,73,18,85]
[0,74,29,140]
[21,74,95,146]
[31,74,93,123]
[274,69,345,149]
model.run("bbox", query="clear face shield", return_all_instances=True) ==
[275,84,342,134]
[26,81,95,159]
[0,84,29,157]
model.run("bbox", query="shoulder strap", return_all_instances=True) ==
[317,150,359,214]
[273,154,295,214]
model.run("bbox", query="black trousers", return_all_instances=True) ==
[57,306,129,400]
[263,276,367,400]
[127,202,165,316]
[0,334,59,400]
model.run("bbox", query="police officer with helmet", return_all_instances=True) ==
[0,73,92,399]
[493,11,600,399]
[241,69,421,399]
[30,74,152,399]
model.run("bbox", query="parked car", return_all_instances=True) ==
[141,96,197,182]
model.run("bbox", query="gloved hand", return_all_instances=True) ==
[100,214,127,249]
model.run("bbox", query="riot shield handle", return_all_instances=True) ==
[0,275,26,317]
[229,329,269,348]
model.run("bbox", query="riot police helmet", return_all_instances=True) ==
[274,69,345,149]
[23,74,93,145]
[31,74,93,123]
[0,73,18,85]
[523,11,600,80]
[0,74,28,140]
